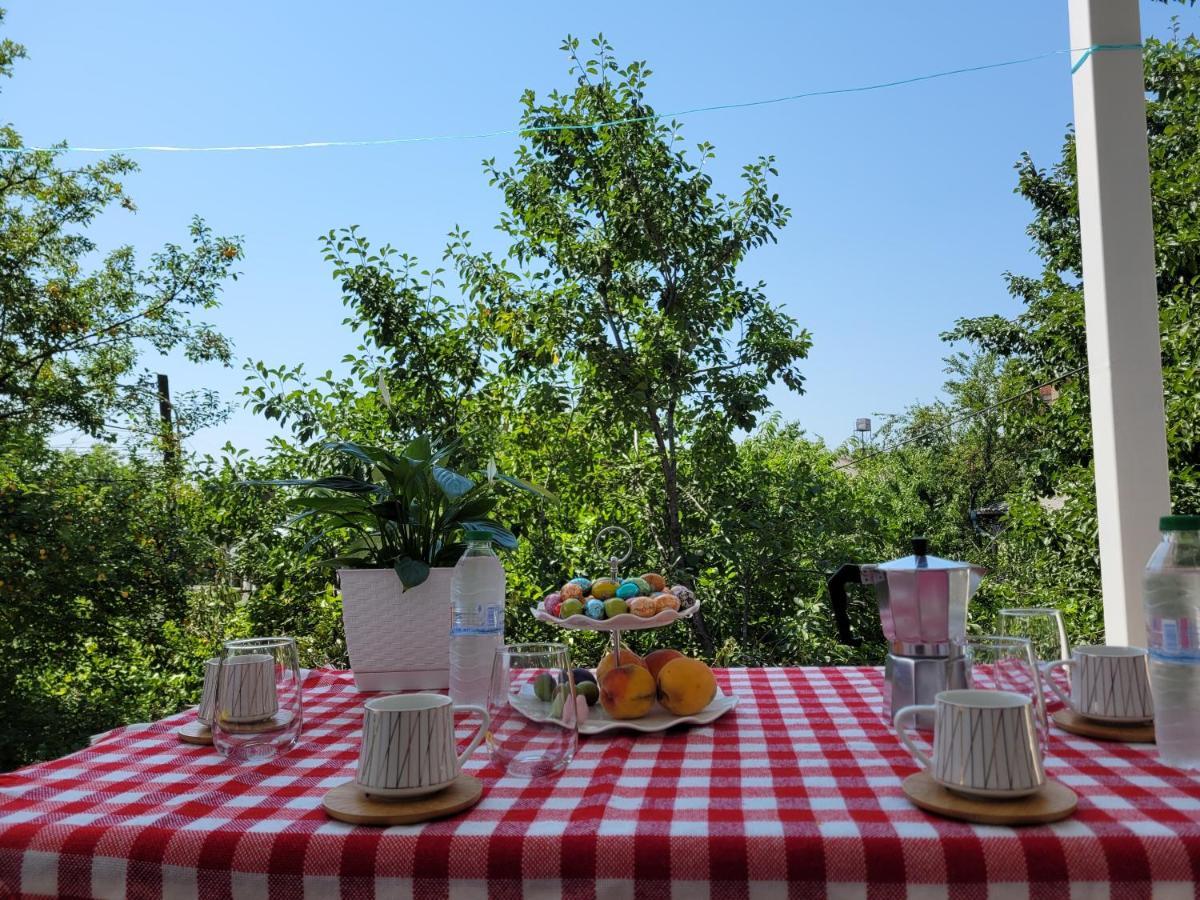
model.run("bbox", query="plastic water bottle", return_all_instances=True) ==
[449,530,506,707]
[1144,515,1200,770]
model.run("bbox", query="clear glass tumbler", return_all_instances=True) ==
[212,636,303,763]
[998,607,1070,664]
[487,642,578,777]
[962,635,1049,752]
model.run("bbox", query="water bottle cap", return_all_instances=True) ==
[1159,515,1200,531]
[464,530,493,542]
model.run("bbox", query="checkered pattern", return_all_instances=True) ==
[2,667,1200,899]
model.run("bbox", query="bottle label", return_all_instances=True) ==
[1147,615,1200,664]
[451,604,504,636]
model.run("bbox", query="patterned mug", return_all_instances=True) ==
[895,689,1046,799]
[356,694,489,799]
[1044,645,1154,723]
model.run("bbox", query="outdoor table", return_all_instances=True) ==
[1,667,1199,898]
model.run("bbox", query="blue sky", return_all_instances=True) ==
[7,1,1193,458]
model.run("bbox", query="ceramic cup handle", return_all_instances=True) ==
[454,704,490,768]
[1042,659,1074,707]
[894,704,936,769]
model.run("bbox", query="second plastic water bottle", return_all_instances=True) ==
[449,531,506,708]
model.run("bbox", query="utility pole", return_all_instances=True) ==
[156,373,178,466]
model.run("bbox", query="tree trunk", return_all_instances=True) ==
[648,413,715,657]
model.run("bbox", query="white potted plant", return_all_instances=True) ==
[264,436,547,691]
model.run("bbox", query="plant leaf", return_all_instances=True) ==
[495,472,557,501]
[395,557,431,590]
[433,465,475,499]
[460,520,518,550]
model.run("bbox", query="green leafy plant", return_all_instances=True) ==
[259,436,550,590]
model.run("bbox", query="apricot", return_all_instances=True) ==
[657,657,717,716]
[599,664,657,719]
[596,647,646,682]
[644,648,685,681]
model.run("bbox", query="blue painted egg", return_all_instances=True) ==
[569,576,592,593]
[616,580,640,600]
[585,598,607,619]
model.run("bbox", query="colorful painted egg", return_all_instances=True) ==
[629,596,658,618]
[604,598,628,618]
[640,572,667,593]
[631,576,652,595]
[652,591,680,613]
[670,584,695,606]
[585,598,607,619]
[561,582,584,602]
[591,577,619,600]
[544,592,564,617]
[616,580,640,600]
[559,598,585,618]
[569,576,592,593]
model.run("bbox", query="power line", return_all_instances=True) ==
[0,45,1140,156]
[833,363,1088,471]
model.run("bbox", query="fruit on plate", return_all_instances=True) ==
[575,681,600,707]
[533,672,557,702]
[656,657,717,716]
[596,646,645,681]
[599,664,657,719]
[604,597,628,618]
[571,667,596,686]
[644,648,685,680]
[560,598,585,618]
[590,577,619,600]
[585,598,607,619]
[629,596,657,618]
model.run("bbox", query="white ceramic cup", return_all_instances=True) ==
[1043,645,1154,723]
[356,694,489,799]
[197,657,220,726]
[895,689,1046,799]
[216,653,278,724]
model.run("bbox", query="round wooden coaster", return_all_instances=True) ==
[1052,708,1155,743]
[176,721,213,745]
[902,771,1077,826]
[218,710,295,735]
[322,775,483,827]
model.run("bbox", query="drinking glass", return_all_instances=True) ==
[961,635,1049,752]
[212,636,304,763]
[488,642,578,777]
[998,607,1070,664]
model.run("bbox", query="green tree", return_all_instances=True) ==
[0,9,242,443]
[452,36,812,650]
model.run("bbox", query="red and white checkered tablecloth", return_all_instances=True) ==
[2,667,1200,899]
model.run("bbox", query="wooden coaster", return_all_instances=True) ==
[902,771,1077,826]
[322,775,483,827]
[218,710,295,735]
[1052,708,1155,743]
[176,721,213,745]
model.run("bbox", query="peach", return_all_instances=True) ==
[595,647,646,682]
[657,657,717,717]
[599,664,657,719]
[644,648,685,681]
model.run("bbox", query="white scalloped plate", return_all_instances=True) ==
[509,684,737,735]
[530,594,701,632]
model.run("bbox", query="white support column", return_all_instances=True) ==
[1068,0,1171,646]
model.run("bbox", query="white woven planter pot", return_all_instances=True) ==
[338,567,452,692]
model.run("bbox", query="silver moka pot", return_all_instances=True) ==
[828,538,984,727]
